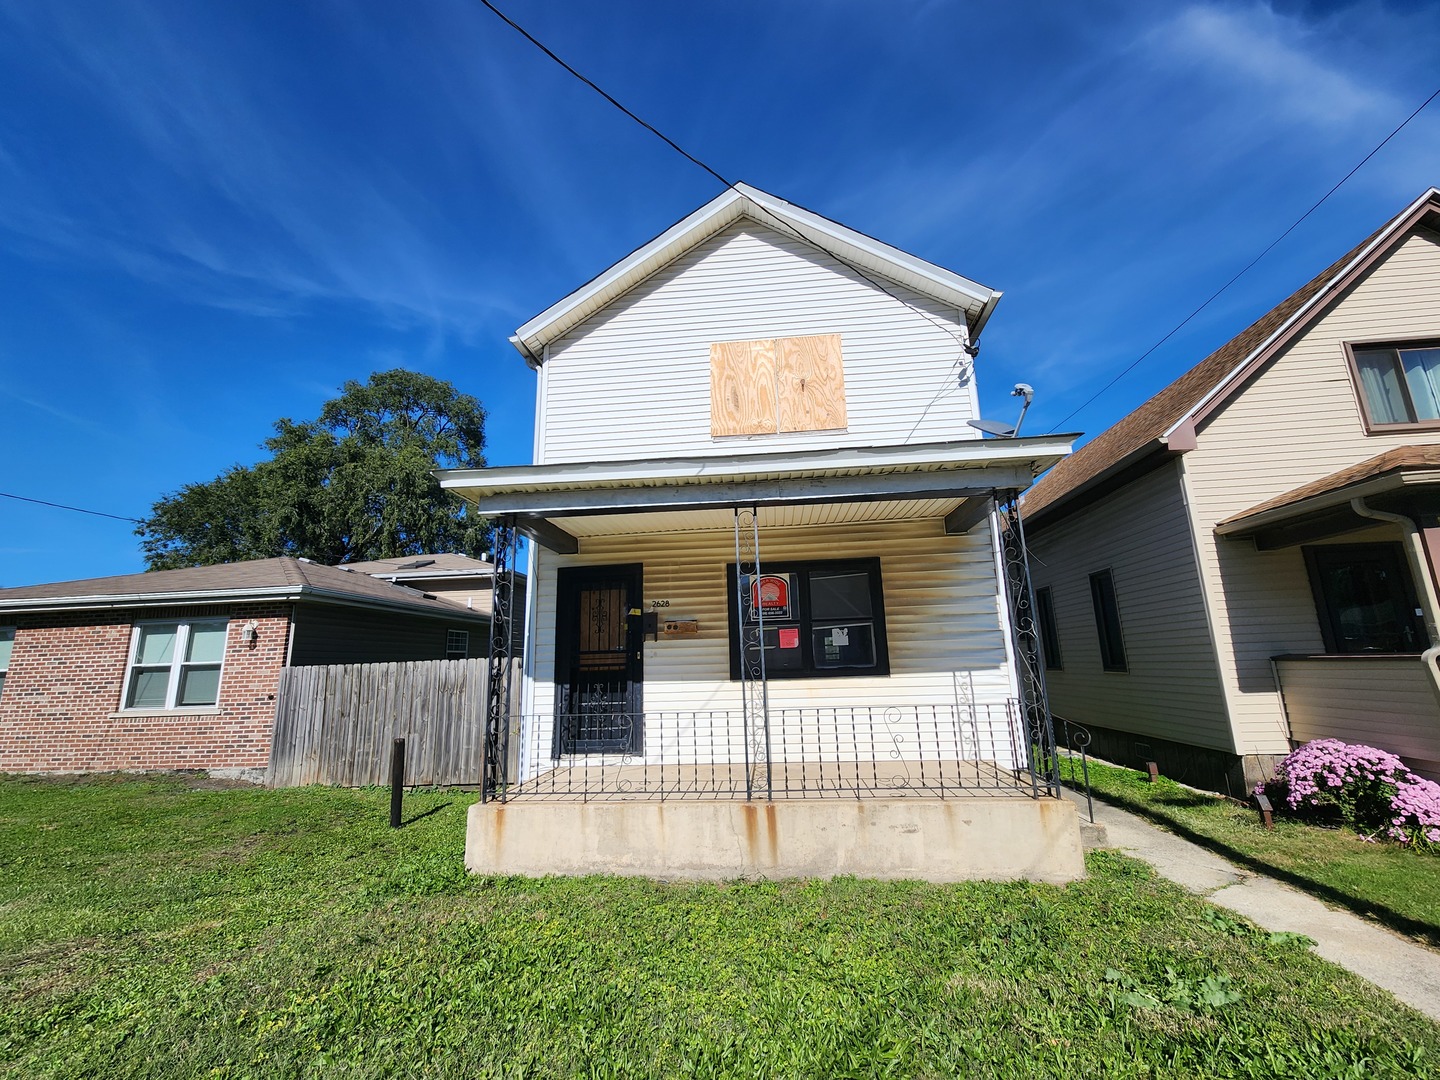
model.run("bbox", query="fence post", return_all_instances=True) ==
[390,737,406,828]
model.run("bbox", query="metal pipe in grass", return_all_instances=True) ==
[390,738,406,828]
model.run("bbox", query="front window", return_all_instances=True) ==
[0,627,13,698]
[726,559,889,679]
[1351,341,1440,428]
[123,620,228,710]
[1304,543,1426,654]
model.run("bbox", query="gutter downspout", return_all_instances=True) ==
[1349,496,1440,703]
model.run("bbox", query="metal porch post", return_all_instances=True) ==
[998,491,1062,797]
[482,515,518,803]
[734,506,772,800]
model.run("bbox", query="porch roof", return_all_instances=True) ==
[439,435,1074,553]
[1216,445,1440,548]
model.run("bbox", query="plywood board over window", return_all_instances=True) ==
[710,339,778,436]
[778,333,847,432]
[710,333,846,437]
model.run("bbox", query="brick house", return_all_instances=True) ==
[0,557,491,778]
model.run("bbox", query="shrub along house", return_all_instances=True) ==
[440,183,1083,882]
[1023,187,1440,793]
[0,557,490,779]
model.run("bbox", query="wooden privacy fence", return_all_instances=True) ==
[268,658,513,788]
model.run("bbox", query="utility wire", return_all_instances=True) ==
[475,0,978,371]
[1,490,144,524]
[1046,84,1440,435]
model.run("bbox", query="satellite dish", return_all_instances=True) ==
[968,383,1035,439]
[968,418,1017,437]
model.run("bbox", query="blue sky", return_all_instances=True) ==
[1,0,1438,586]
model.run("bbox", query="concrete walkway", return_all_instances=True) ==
[1065,789,1440,1022]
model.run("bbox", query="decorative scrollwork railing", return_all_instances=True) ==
[481,516,518,802]
[998,491,1061,798]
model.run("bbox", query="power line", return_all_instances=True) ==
[1,490,144,525]
[1046,84,1440,435]
[475,0,978,367]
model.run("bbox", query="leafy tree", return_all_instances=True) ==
[138,369,489,569]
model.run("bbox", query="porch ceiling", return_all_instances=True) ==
[548,498,965,538]
[438,435,1072,553]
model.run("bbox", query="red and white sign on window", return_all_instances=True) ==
[750,574,794,620]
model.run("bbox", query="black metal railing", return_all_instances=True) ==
[502,701,1044,801]
[1057,718,1095,823]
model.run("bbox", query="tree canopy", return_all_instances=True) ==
[138,369,489,570]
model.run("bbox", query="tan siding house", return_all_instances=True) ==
[1025,188,1440,792]
[439,184,1086,882]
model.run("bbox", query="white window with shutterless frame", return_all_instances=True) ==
[121,619,229,710]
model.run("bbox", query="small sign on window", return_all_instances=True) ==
[777,627,799,649]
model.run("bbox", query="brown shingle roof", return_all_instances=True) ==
[339,553,494,575]
[1022,192,1440,527]
[0,557,490,619]
[1217,445,1440,528]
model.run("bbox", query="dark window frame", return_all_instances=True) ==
[1035,586,1062,671]
[726,557,890,680]
[1088,569,1128,673]
[1344,337,1440,435]
[1302,542,1426,655]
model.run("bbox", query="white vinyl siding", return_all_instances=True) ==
[1027,461,1231,751]
[1184,225,1440,755]
[539,221,978,463]
[523,516,1016,764]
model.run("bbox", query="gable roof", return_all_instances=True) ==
[1023,187,1440,530]
[0,557,491,620]
[509,183,1001,366]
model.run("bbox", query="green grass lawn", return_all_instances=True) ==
[3,774,1439,1078]
[1063,755,1440,947]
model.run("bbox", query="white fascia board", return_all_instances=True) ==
[1161,187,1440,442]
[736,184,996,314]
[510,183,1000,361]
[439,435,1076,495]
[511,188,748,360]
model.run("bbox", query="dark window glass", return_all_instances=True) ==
[1035,587,1062,670]
[1089,570,1127,672]
[1304,543,1425,654]
[727,559,889,679]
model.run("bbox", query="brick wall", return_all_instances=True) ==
[0,604,292,775]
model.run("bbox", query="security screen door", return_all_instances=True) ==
[554,564,644,755]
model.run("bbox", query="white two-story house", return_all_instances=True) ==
[442,184,1081,881]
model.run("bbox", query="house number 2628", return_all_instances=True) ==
[649,599,670,608]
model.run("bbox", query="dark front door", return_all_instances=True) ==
[1304,542,1427,653]
[554,564,644,755]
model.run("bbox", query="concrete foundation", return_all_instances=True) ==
[465,796,1086,884]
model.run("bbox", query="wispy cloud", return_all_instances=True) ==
[0,1,524,337]
[1144,3,1397,131]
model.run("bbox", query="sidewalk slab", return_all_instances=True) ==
[1065,789,1440,1022]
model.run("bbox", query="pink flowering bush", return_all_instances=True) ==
[1255,739,1440,850]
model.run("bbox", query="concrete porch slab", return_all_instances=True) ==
[465,795,1085,883]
